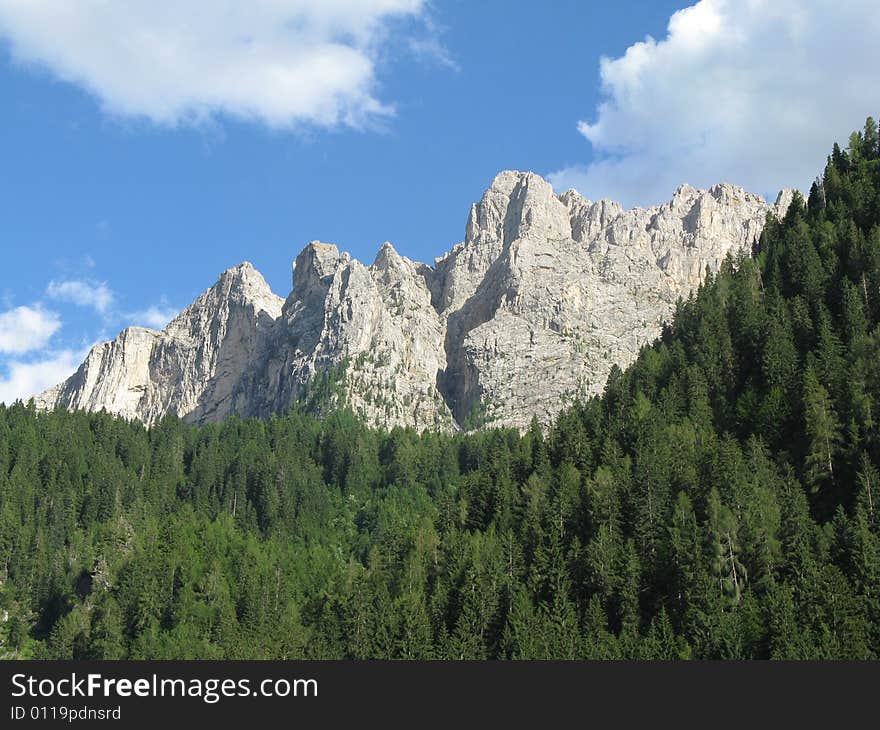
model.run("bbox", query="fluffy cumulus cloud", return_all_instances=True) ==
[549,0,880,207]
[0,0,427,129]
[46,279,114,313]
[0,348,85,405]
[0,305,60,354]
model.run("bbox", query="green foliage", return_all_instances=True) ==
[2,120,880,659]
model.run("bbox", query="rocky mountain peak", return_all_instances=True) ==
[670,182,699,204]
[292,241,345,293]
[774,188,799,217]
[165,261,282,341]
[465,170,569,248]
[215,261,279,307]
[223,261,272,292]
[372,241,403,271]
[561,191,624,243]
[502,171,571,244]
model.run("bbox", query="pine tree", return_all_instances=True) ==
[802,366,842,492]
[856,453,879,531]
[707,489,747,606]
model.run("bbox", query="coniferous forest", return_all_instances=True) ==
[2,123,880,660]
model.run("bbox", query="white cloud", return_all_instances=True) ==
[127,303,178,330]
[46,279,114,313]
[0,0,428,130]
[0,305,61,354]
[0,348,85,405]
[549,0,880,207]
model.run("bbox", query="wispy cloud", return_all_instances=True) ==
[0,0,428,131]
[126,301,178,330]
[407,37,459,71]
[0,305,61,354]
[548,0,880,206]
[46,279,114,313]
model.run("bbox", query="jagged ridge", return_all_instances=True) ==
[35,172,795,430]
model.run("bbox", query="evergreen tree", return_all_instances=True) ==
[802,366,843,493]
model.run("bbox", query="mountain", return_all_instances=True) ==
[4,120,880,661]
[36,172,794,430]
[36,263,283,423]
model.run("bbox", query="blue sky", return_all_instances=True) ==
[2,0,880,402]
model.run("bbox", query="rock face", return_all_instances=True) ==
[35,264,283,424]
[232,241,454,430]
[35,173,795,431]
[433,175,791,429]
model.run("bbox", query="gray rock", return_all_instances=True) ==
[35,172,796,431]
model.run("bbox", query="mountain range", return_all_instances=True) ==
[35,171,794,431]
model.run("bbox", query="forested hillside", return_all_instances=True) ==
[2,122,880,659]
